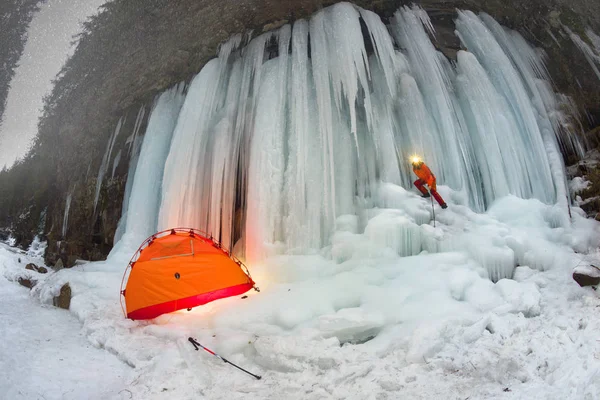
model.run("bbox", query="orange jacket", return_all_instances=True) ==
[413,162,436,191]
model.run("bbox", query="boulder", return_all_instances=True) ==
[54,258,64,271]
[18,277,36,289]
[573,265,600,287]
[53,283,71,310]
[25,262,49,273]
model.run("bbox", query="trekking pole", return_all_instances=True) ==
[188,337,262,380]
[430,193,436,228]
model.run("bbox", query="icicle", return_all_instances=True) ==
[94,117,124,212]
[456,11,558,205]
[62,191,72,239]
[126,106,146,157]
[466,12,580,207]
[467,243,516,283]
[123,84,185,244]
[359,9,400,98]
[587,29,600,54]
[208,60,243,249]
[310,10,338,224]
[113,84,186,254]
[158,31,271,252]
[120,4,583,265]
[245,52,289,261]
[455,50,525,205]
[222,31,272,250]
[111,149,122,179]
[368,56,403,185]
[565,26,600,81]
[412,5,436,39]
[245,25,291,263]
[283,19,325,252]
[158,60,224,232]
[364,211,423,257]
[218,33,243,60]
[391,7,482,210]
[114,120,144,245]
[326,3,372,148]
[484,14,583,160]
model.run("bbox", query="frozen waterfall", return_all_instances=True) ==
[113,3,582,268]
[111,85,186,254]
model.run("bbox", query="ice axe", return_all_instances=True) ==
[188,337,262,380]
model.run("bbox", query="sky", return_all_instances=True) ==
[0,0,107,169]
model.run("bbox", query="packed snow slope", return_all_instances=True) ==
[21,2,600,399]
[0,243,130,400]
[27,193,600,399]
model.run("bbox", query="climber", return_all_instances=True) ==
[411,156,448,209]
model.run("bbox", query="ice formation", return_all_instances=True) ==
[566,26,600,82]
[62,191,72,238]
[93,117,124,212]
[113,85,186,252]
[111,3,586,282]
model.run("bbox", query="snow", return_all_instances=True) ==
[0,243,130,400]
[2,183,597,399]
[571,176,592,194]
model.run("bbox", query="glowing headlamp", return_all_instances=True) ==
[410,155,422,164]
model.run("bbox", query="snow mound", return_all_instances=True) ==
[495,279,541,317]
[570,176,591,194]
[16,183,599,399]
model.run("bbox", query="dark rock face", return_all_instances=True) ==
[1,0,600,262]
[567,146,600,218]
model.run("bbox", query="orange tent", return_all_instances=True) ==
[120,228,257,320]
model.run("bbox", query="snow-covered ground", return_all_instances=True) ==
[3,187,600,399]
[0,243,131,400]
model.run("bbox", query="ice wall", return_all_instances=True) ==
[115,3,582,267]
